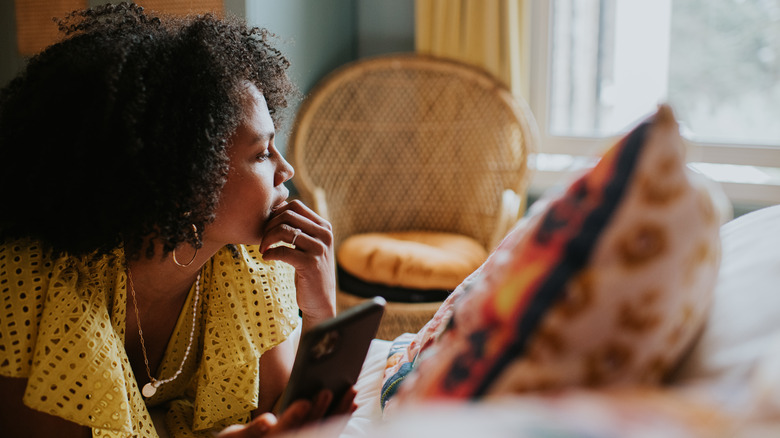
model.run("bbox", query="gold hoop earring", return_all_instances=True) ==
[172,224,199,268]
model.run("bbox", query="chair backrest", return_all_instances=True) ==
[289,55,538,250]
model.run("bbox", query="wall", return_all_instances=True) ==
[240,0,414,95]
[0,0,25,87]
[0,0,414,90]
[242,0,413,153]
[356,0,414,58]
[240,0,357,155]
[244,0,357,98]
[0,0,414,154]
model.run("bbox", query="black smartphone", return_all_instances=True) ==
[277,296,386,416]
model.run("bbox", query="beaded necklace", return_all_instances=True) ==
[126,268,201,398]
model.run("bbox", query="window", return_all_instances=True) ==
[528,0,780,208]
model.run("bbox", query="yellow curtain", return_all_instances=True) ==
[415,0,530,101]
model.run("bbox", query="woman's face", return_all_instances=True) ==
[204,83,294,246]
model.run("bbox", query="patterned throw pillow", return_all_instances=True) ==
[385,105,723,408]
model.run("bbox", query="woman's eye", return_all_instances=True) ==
[256,150,273,161]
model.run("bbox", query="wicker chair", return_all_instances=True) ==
[288,54,538,340]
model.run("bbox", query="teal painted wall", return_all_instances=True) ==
[246,0,357,96]
[356,0,414,58]
[242,0,357,155]
[242,0,413,153]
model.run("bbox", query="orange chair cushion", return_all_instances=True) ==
[337,231,488,291]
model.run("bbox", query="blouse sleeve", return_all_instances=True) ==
[190,244,300,431]
[0,239,150,437]
[0,239,52,378]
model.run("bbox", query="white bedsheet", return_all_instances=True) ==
[339,339,392,437]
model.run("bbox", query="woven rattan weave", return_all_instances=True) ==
[289,55,538,339]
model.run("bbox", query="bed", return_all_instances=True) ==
[290,106,780,438]
[304,202,780,438]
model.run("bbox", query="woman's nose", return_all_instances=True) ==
[275,153,295,186]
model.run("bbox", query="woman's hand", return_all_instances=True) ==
[216,388,358,438]
[216,399,312,438]
[260,200,336,329]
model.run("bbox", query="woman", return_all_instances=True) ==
[0,4,348,437]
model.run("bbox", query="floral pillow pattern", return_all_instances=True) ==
[384,105,722,409]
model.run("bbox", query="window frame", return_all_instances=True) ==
[526,0,780,207]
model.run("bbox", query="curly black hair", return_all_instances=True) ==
[0,3,295,259]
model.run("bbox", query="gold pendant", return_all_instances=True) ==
[142,382,158,398]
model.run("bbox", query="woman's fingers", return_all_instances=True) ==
[216,390,357,438]
[259,199,336,326]
[216,401,315,437]
[261,227,321,257]
[267,199,330,230]
[306,390,333,421]
[260,201,332,255]
[274,399,313,431]
[262,201,330,243]
[336,387,358,415]
[216,412,278,437]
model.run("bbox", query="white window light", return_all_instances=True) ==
[528,0,780,208]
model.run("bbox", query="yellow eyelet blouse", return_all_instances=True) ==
[0,239,299,438]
